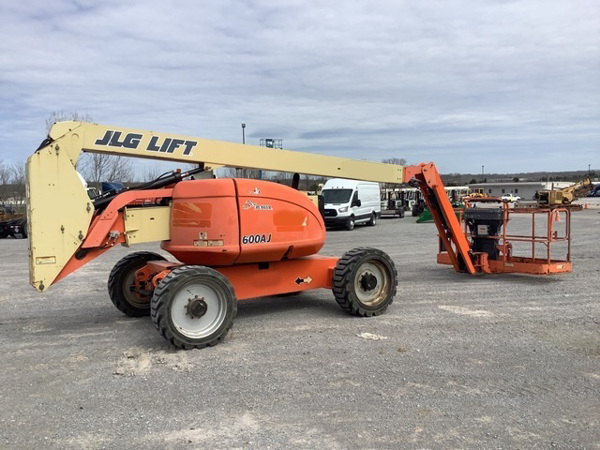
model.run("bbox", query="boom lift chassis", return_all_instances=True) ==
[27,122,573,349]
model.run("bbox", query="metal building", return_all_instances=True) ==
[469,181,573,201]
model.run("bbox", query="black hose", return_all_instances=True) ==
[93,166,205,210]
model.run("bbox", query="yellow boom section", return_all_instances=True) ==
[27,121,405,292]
[27,137,94,291]
[46,121,404,182]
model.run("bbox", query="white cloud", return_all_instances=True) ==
[0,0,598,174]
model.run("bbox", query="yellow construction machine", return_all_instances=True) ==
[537,178,593,206]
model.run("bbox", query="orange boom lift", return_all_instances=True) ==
[27,122,572,349]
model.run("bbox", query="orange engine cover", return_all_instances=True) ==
[160,178,326,266]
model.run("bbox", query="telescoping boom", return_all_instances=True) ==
[27,121,479,292]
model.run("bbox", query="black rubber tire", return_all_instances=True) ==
[151,266,237,350]
[346,216,355,231]
[333,247,397,317]
[107,251,167,317]
[368,212,377,226]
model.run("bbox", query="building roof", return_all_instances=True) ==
[469,181,573,188]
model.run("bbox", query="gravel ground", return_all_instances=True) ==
[1,207,599,449]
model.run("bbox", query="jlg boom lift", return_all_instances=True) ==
[27,122,572,349]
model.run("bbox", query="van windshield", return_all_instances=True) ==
[322,189,353,204]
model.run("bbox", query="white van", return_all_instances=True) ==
[320,178,381,230]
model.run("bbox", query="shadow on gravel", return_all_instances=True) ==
[473,273,567,285]
[16,308,154,335]
[236,294,344,319]
[419,266,568,285]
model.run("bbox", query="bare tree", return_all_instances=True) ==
[141,164,163,182]
[10,162,26,205]
[382,157,407,166]
[218,167,237,178]
[45,111,133,183]
[0,160,11,200]
[0,161,10,185]
[238,168,262,179]
[79,152,134,184]
[45,111,95,133]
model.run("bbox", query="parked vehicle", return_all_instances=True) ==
[320,179,381,230]
[0,221,10,239]
[23,121,575,350]
[501,193,521,202]
[9,218,27,238]
[538,178,593,206]
[380,198,405,218]
[586,184,600,197]
[0,218,27,239]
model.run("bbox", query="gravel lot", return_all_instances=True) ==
[1,207,599,449]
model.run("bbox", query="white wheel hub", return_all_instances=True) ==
[354,261,389,306]
[170,282,227,339]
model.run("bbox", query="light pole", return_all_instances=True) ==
[241,123,246,145]
[482,165,484,180]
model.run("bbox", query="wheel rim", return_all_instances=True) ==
[170,279,228,339]
[123,269,149,309]
[354,260,390,307]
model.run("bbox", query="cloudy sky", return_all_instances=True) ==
[1,0,598,174]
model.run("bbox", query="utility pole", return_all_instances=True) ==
[237,123,246,178]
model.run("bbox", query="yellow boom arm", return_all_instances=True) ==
[44,121,404,181]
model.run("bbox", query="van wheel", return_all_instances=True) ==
[346,216,355,231]
[368,213,377,226]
